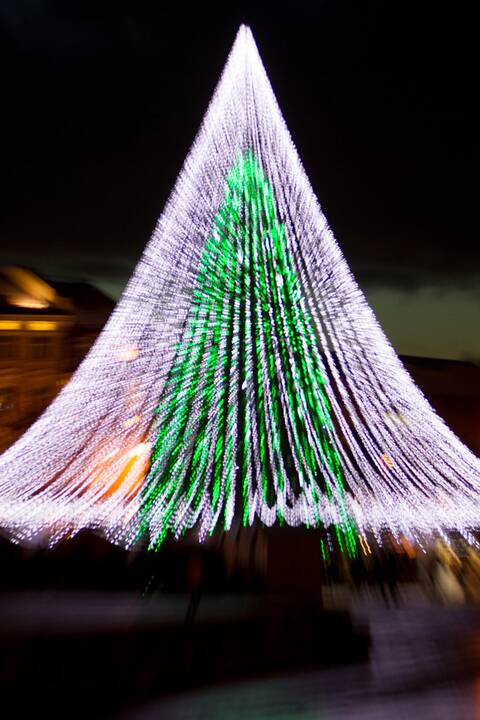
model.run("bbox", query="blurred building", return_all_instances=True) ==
[402,355,480,456]
[48,280,116,370]
[0,265,479,461]
[0,266,114,452]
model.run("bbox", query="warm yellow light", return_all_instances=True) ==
[400,536,416,559]
[0,321,21,331]
[26,321,57,331]
[8,297,49,309]
[359,533,371,555]
[117,344,139,361]
[124,415,141,429]
[128,442,150,459]
[381,452,394,469]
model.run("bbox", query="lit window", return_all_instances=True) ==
[26,321,57,331]
[0,321,21,331]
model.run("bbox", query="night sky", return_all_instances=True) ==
[1,2,478,361]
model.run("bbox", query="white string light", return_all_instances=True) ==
[0,25,479,550]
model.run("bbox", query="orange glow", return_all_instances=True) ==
[359,533,371,555]
[105,454,149,499]
[381,452,394,469]
[87,440,151,500]
[100,444,151,499]
[128,442,150,459]
[26,321,57,331]
[400,536,417,559]
[124,415,141,429]
[117,345,139,361]
[0,320,21,331]
[9,298,49,309]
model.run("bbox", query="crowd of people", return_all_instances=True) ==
[420,540,480,605]
[330,537,480,607]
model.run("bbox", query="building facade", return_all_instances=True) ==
[0,266,113,452]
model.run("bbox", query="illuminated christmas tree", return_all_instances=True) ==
[0,26,479,550]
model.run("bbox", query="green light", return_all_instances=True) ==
[140,150,356,549]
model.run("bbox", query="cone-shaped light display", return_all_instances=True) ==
[1,26,479,550]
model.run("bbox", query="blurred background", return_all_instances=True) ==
[1,262,479,456]
[1,2,480,718]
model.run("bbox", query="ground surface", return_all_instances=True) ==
[122,586,480,719]
[1,585,480,719]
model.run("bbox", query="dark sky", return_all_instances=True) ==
[1,1,478,361]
